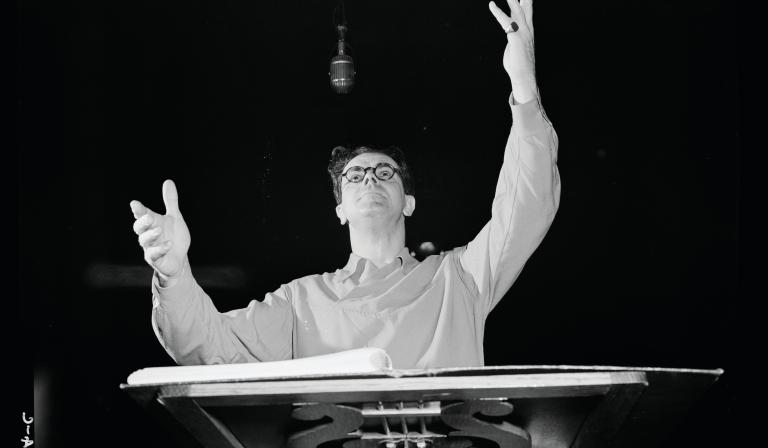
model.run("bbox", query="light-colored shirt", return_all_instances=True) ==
[151,97,560,369]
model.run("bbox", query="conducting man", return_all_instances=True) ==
[129,0,560,368]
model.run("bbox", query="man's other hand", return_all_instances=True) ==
[130,179,191,285]
[489,0,538,104]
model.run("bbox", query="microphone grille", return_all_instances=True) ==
[330,54,355,94]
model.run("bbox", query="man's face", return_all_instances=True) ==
[336,153,415,226]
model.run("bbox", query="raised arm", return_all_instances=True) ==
[130,181,293,365]
[458,0,560,313]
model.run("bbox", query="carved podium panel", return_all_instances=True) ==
[122,366,721,448]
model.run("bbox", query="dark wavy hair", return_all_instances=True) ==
[327,145,415,205]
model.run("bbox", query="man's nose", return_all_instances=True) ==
[363,169,379,185]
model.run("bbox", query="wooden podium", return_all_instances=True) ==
[121,365,722,448]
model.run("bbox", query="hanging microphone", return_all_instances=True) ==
[330,25,355,94]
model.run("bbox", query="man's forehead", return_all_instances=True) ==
[343,153,398,171]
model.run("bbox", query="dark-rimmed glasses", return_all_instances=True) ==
[341,163,400,183]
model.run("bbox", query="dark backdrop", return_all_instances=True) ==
[17,0,739,447]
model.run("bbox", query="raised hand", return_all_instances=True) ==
[130,180,191,284]
[488,0,538,104]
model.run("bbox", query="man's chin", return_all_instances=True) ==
[356,198,387,211]
[357,207,387,218]
[352,206,398,221]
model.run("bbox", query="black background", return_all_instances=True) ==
[17,0,741,446]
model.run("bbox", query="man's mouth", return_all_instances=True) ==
[359,191,385,201]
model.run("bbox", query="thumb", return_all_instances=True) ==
[162,179,181,216]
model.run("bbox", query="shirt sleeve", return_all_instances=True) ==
[150,262,294,365]
[458,94,561,315]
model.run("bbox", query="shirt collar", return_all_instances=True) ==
[396,246,418,272]
[338,247,416,281]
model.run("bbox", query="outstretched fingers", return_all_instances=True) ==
[489,1,529,35]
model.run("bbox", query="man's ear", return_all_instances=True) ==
[335,204,348,225]
[403,195,416,217]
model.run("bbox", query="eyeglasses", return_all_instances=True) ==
[341,163,400,183]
